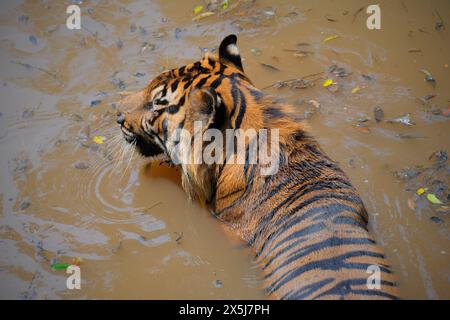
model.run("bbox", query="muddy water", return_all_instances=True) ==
[0,0,449,299]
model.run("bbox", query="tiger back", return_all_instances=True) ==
[117,34,399,300]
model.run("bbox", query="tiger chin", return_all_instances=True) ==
[117,35,399,300]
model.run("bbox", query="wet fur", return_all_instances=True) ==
[118,35,399,300]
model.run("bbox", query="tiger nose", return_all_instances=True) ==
[116,112,126,125]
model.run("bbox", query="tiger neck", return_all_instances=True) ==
[206,83,309,241]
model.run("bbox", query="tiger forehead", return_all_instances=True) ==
[146,53,248,101]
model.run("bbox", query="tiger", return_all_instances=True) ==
[116,34,399,300]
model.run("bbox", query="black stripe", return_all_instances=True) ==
[178,66,186,76]
[264,222,326,259]
[229,84,239,122]
[160,86,167,98]
[252,191,364,248]
[281,278,335,300]
[312,278,397,300]
[234,88,247,129]
[266,250,389,294]
[210,75,225,89]
[207,57,216,69]
[183,80,193,90]
[162,118,168,143]
[263,236,376,272]
[170,80,179,93]
[195,75,211,89]
[256,203,366,258]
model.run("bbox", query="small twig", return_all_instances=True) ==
[263,71,324,90]
[10,60,63,86]
[352,6,364,24]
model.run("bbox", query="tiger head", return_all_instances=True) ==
[117,35,250,163]
[117,34,301,201]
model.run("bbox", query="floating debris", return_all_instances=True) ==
[418,69,436,87]
[328,64,351,77]
[430,216,444,224]
[351,86,361,94]
[71,257,82,266]
[51,263,70,270]
[261,8,276,19]
[22,109,35,119]
[385,113,415,126]
[174,27,183,40]
[323,79,334,88]
[73,161,89,170]
[419,94,436,103]
[221,0,229,10]
[323,35,340,43]
[29,35,38,45]
[193,5,204,15]
[407,197,416,211]
[374,106,384,123]
[116,38,123,49]
[90,100,101,107]
[429,150,448,163]
[174,232,183,244]
[250,48,262,56]
[362,74,374,81]
[396,133,425,139]
[352,6,365,24]
[214,279,223,288]
[354,123,371,134]
[427,193,443,205]
[20,200,31,210]
[193,11,215,21]
[112,77,126,90]
[93,136,106,145]
[18,14,29,24]
[260,63,280,72]
[434,10,445,31]
[325,14,338,22]
[394,167,422,180]
[140,42,156,54]
[417,188,426,196]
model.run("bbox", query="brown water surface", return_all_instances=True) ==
[0,0,449,299]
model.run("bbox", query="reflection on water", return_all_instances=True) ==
[0,0,449,299]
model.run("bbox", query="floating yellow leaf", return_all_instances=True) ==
[192,11,215,21]
[93,135,106,145]
[416,188,426,195]
[351,86,361,94]
[323,35,340,43]
[71,257,82,266]
[323,79,334,88]
[193,5,204,15]
[426,193,443,205]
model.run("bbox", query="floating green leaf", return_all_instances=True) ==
[426,193,443,205]
[222,0,229,10]
[51,263,70,270]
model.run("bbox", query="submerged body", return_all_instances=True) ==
[117,35,398,299]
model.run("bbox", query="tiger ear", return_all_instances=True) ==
[187,88,219,129]
[218,34,243,72]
